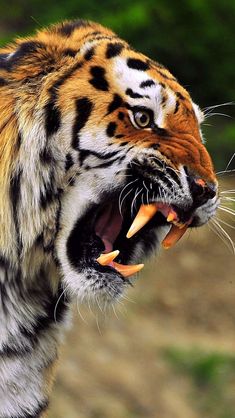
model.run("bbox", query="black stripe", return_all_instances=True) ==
[68,176,75,186]
[127,58,150,71]
[156,69,177,82]
[106,121,117,137]
[44,100,61,137]
[115,134,124,139]
[79,148,120,165]
[40,170,58,210]
[107,94,123,114]
[176,91,186,100]
[140,79,155,88]
[19,284,68,347]
[0,41,44,71]
[125,88,143,99]
[62,48,77,57]
[161,94,167,106]
[84,47,95,60]
[16,132,22,150]
[152,126,168,137]
[9,169,22,255]
[72,97,93,150]
[0,77,8,86]
[80,30,102,41]
[0,272,69,356]
[106,42,124,58]
[57,20,90,36]
[92,155,124,169]
[89,66,109,91]
[174,100,180,114]
[39,147,54,164]
[0,341,32,357]
[32,285,69,334]
[45,60,84,137]
[118,111,125,120]
[65,153,74,171]
[0,255,10,269]
[88,35,117,42]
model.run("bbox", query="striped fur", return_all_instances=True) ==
[0,20,218,416]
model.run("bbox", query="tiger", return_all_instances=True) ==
[0,19,219,417]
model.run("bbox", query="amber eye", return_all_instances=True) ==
[133,110,151,128]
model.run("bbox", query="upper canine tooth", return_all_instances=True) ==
[162,224,188,249]
[96,250,120,266]
[126,203,158,239]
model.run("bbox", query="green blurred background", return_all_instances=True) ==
[1,1,235,417]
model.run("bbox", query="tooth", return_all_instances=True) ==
[113,262,144,278]
[96,250,120,266]
[162,224,188,249]
[167,210,177,223]
[126,203,158,239]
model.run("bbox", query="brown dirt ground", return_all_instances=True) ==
[50,181,235,418]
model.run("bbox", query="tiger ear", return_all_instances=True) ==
[0,40,49,81]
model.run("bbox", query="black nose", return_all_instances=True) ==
[188,176,217,206]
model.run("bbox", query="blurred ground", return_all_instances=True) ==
[50,180,235,418]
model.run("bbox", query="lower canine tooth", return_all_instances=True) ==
[96,250,120,266]
[126,203,158,239]
[113,262,144,278]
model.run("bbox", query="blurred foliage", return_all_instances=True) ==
[204,120,235,171]
[0,0,234,169]
[164,347,235,418]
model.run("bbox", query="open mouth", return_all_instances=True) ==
[95,200,192,275]
[66,186,194,281]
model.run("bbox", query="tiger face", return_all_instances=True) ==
[0,20,219,303]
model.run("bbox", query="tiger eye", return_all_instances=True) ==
[134,111,151,128]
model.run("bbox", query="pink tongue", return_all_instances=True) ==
[95,203,123,253]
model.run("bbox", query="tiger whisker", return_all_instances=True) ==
[218,205,235,216]
[54,285,69,323]
[210,219,235,254]
[220,190,235,194]
[133,188,143,212]
[131,187,141,217]
[214,216,235,230]
[208,222,233,253]
[143,180,150,205]
[119,187,134,217]
[202,101,234,112]
[225,152,235,171]
[204,112,232,120]
[118,179,138,216]
[76,297,88,324]
[216,169,235,175]
[221,197,235,202]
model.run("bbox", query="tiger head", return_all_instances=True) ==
[0,20,219,303]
